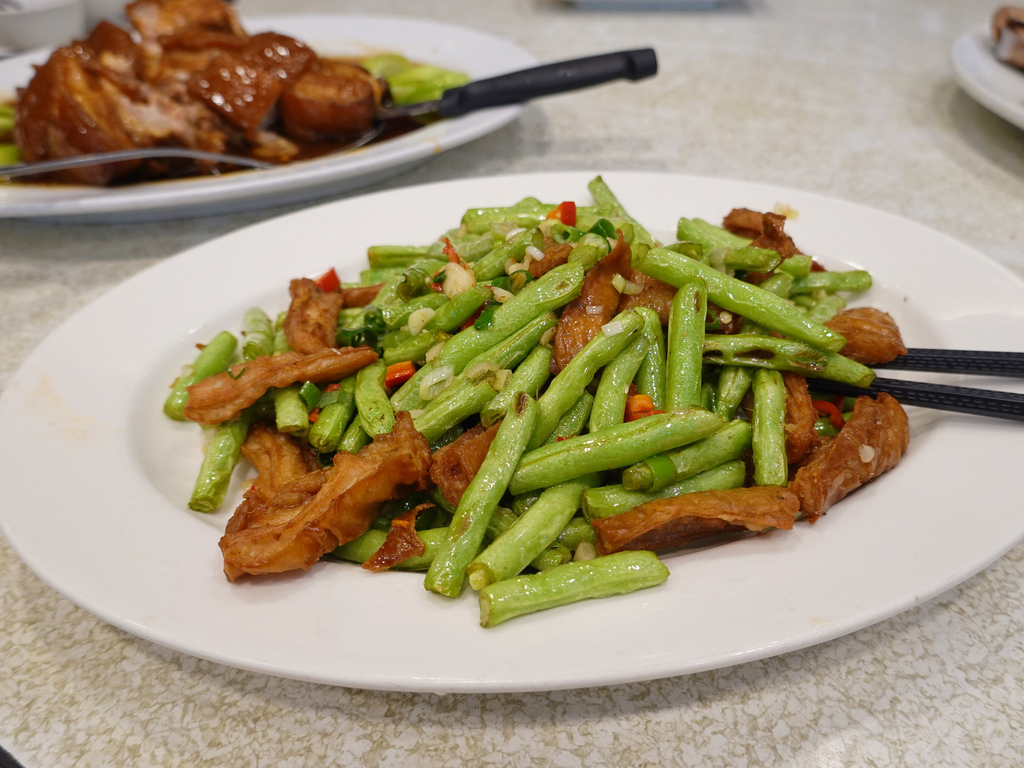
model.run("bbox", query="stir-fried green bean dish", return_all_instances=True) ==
[166,176,911,627]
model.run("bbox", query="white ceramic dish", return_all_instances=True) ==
[0,15,534,223]
[951,22,1024,132]
[2,171,1024,694]
[0,0,85,51]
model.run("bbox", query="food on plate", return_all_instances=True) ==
[993,7,1024,68]
[165,176,911,625]
[5,0,467,185]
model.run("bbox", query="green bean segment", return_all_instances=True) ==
[478,551,669,627]
[589,334,650,432]
[751,369,788,486]
[164,330,237,420]
[511,407,726,496]
[665,277,707,410]
[702,334,875,387]
[355,360,395,437]
[425,392,539,598]
[621,419,752,491]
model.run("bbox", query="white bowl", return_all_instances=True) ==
[0,0,86,51]
[83,0,123,25]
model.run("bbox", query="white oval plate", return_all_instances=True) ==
[952,22,1024,131]
[0,15,534,223]
[2,171,1024,693]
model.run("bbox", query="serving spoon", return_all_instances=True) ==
[0,48,657,180]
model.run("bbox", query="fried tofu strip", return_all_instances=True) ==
[592,486,800,555]
[283,277,346,354]
[788,393,909,523]
[528,242,573,279]
[824,307,907,365]
[429,423,500,507]
[361,503,433,572]
[551,234,632,373]
[220,411,433,580]
[783,373,821,465]
[183,345,377,424]
[617,269,677,326]
[340,282,384,308]
[721,207,765,239]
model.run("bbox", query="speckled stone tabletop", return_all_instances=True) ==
[2,1,1023,766]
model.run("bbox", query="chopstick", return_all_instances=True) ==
[810,376,1024,422]
[873,348,1024,377]
[0,743,27,768]
[809,348,1024,422]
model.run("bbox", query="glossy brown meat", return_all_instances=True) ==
[825,307,907,365]
[592,486,800,555]
[617,268,677,326]
[750,211,799,260]
[183,346,377,424]
[429,423,499,507]
[283,277,345,354]
[219,412,433,580]
[788,393,909,523]
[551,235,632,373]
[279,64,379,143]
[527,242,573,279]
[126,0,246,42]
[783,373,821,465]
[187,33,316,133]
[14,46,141,185]
[361,504,432,572]
[340,282,384,308]
[993,7,1024,68]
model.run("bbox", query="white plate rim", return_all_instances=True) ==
[0,14,535,222]
[951,22,1024,131]
[2,170,1024,693]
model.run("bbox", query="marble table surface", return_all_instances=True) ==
[2,0,1023,765]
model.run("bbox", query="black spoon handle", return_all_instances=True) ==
[436,48,658,117]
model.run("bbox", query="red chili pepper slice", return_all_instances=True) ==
[442,237,461,263]
[812,399,846,431]
[315,267,340,293]
[385,361,417,389]
[546,201,577,227]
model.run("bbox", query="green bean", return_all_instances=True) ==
[483,506,571,573]
[424,285,491,333]
[164,331,237,420]
[339,414,370,453]
[333,527,449,571]
[272,312,291,354]
[638,248,847,353]
[382,328,448,365]
[188,409,255,512]
[379,291,448,330]
[355,359,395,437]
[589,334,650,432]
[555,517,597,551]
[633,307,667,410]
[417,312,557,430]
[751,368,788,486]
[721,246,782,273]
[675,217,751,251]
[790,270,872,295]
[360,267,404,285]
[582,460,747,520]
[713,366,752,421]
[529,309,644,449]
[621,419,752,491]
[478,550,669,627]
[413,376,499,442]
[241,308,274,360]
[665,277,707,410]
[461,197,553,234]
[587,175,656,249]
[776,253,813,278]
[468,475,600,590]
[308,376,357,453]
[568,233,611,270]
[805,294,847,324]
[366,244,440,270]
[543,391,595,445]
[451,232,495,262]
[394,259,446,303]
[472,227,544,282]
[702,334,875,387]
[480,346,552,427]
[425,392,538,598]
[272,384,308,434]
[511,407,726,496]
